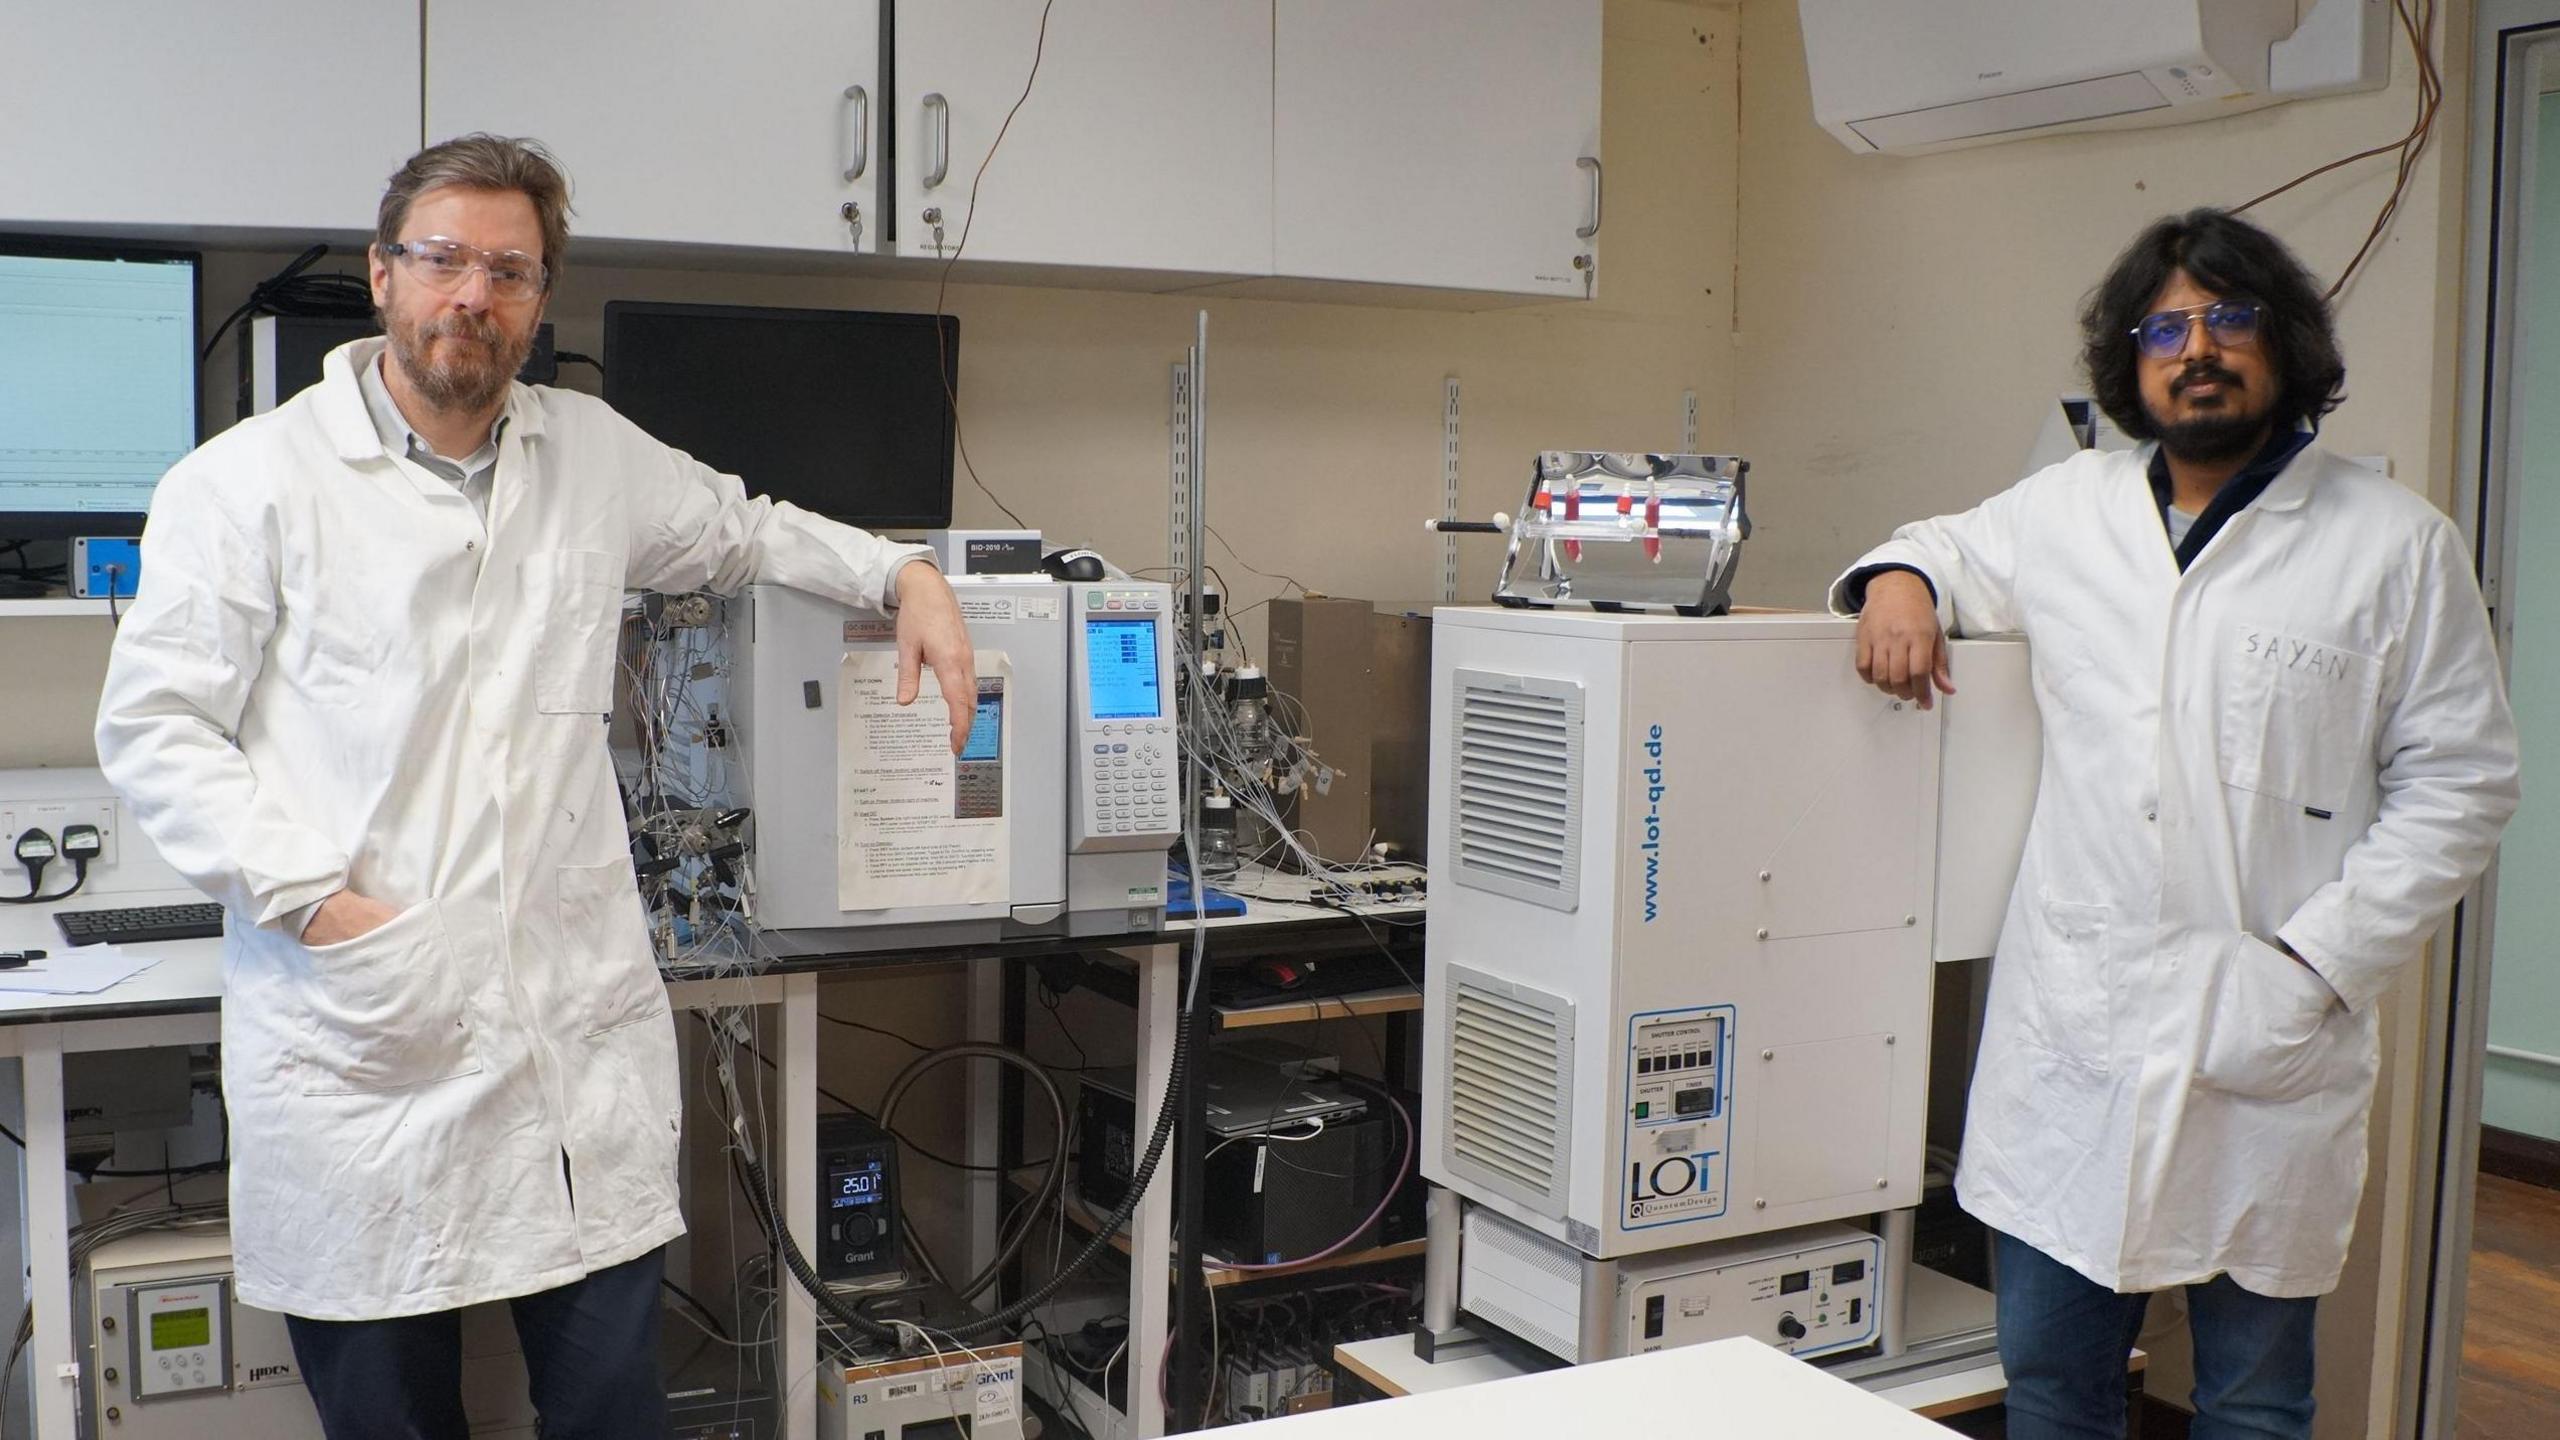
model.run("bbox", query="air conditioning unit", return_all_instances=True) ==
[1801,0,2390,157]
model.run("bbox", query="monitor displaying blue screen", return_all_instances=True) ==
[961,691,1003,761]
[1085,618,1162,719]
[0,243,199,538]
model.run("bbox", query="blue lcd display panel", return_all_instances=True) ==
[831,1161,884,1209]
[961,692,1002,761]
[1085,617,1162,719]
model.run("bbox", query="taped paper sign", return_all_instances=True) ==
[837,650,1013,910]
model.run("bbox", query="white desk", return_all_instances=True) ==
[1335,1332,2021,1424]
[1280,1337,1963,1438]
[0,888,849,1440]
[1336,1266,2147,1426]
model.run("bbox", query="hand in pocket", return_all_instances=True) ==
[302,891,402,947]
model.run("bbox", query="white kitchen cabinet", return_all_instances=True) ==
[0,2,419,235]
[426,0,882,254]
[1274,0,1602,298]
[890,0,1272,279]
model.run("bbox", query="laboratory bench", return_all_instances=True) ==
[0,867,2076,1440]
[0,863,1427,1440]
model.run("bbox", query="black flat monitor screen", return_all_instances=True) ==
[0,236,201,540]
[601,301,958,530]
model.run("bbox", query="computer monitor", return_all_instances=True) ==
[601,301,958,531]
[0,236,201,541]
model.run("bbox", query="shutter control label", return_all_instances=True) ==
[1624,1009,1732,1229]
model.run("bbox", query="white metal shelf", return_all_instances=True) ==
[0,599,114,619]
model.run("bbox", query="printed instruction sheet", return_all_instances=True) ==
[837,650,1012,911]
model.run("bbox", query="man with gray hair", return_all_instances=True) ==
[95,133,978,1437]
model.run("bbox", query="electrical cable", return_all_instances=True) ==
[660,1276,734,1343]
[76,1157,225,1180]
[712,1020,1056,1175]
[0,856,88,907]
[199,244,375,362]
[725,848,1205,1350]
[2230,0,2441,302]
[1202,1115,1325,1164]
[2325,0,2441,300]
[817,1011,936,1052]
[926,0,1060,530]
[872,1041,1070,1304]
[1203,525,1310,601]
[1202,1287,1222,1429]
[1203,1076,1412,1273]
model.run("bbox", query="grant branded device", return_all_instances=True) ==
[815,1112,903,1285]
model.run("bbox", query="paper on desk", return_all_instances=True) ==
[837,650,1013,911]
[0,944,162,994]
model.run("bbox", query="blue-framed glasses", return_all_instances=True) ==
[2130,300,2262,359]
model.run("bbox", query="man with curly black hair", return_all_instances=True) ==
[1830,209,2518,1440]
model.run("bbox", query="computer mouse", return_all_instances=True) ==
[1042,547,1109,582]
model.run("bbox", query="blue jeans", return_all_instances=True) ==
[1994,1230,2316,1440]
[283,1246,671,1440]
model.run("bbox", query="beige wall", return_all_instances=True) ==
[1731,2,2466,605]
[0,0,1738,772]
[1730,3,2472,1433]
[1,5,2472,1424]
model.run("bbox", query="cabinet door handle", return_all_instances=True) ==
[843,85,870,182]
[923,93,951,189]
[1577,156,1604,240]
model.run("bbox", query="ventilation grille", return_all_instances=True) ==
[1443,967,1573,1217]
[1462,1206,1587,1364]
[1449,669,1583,912]
[1471,1205,1582,1287]
[1847,71,2169,153]
[1466,1293,1579,1366]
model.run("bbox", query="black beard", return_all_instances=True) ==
[2155,410,2273,466]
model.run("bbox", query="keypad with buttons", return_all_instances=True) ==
[123,1279,231,1401]
[1080,717,1178,836]
[1075,586,1179,842]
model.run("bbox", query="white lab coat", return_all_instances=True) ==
[1831,443,2517,1297]
[96,339,927,1319]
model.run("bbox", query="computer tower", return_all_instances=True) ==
[1200,1100,1415,1267]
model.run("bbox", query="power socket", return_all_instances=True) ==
[20,800,118,869]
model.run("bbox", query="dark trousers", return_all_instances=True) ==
[1994,1230,2318,1440]
[284,1246,671,1440]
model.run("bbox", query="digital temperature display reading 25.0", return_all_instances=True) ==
[830,1163,884,1209]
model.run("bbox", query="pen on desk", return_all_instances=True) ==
[0,949,43,969]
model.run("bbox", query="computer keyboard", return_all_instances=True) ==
[53,901,226,947]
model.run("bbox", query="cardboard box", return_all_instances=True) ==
[1267,597,1377,864]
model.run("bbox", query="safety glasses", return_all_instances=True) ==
[383,236,548,301]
